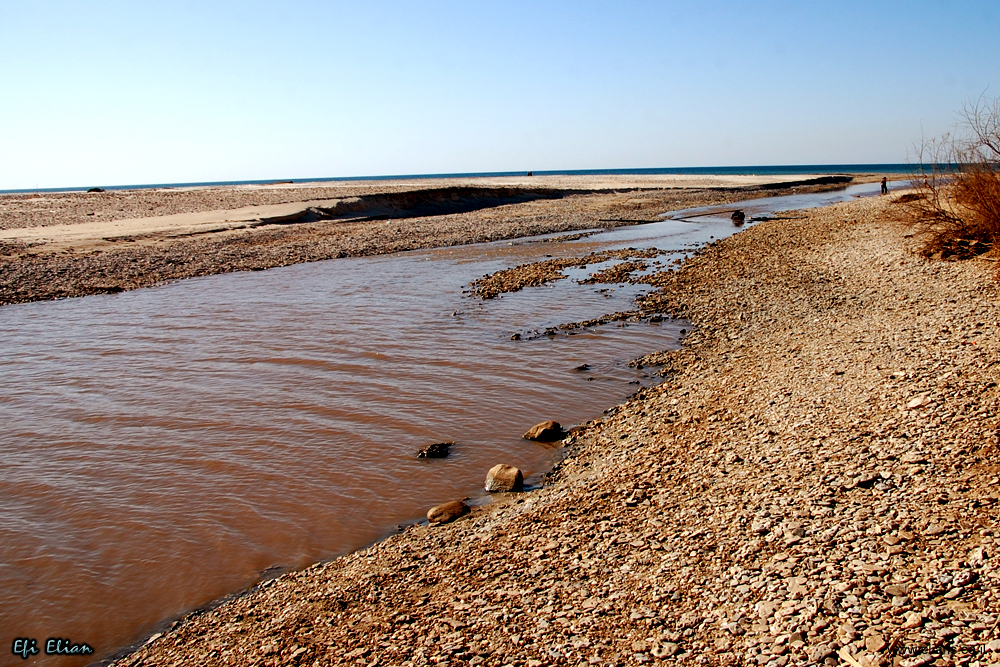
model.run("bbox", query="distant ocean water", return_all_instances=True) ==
[1,164,918,195]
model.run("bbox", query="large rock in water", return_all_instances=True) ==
[427,500,469,524]
[485,464,523,492]
[523,420,564,442]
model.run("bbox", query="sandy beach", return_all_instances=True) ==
[104,190,1000,667]
[0,174,863,307]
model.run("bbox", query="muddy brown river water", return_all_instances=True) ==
[0,181,897,666]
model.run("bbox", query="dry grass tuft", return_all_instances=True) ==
[906,96,1000,260]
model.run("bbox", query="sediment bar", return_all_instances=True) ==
[0,174,864,307]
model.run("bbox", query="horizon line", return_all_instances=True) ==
[1,163,922,195]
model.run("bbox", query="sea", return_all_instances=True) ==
[0,164,918,195]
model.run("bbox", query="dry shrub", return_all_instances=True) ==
[907,96,1000,260]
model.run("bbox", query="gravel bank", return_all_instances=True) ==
[110,193,1000,667]
[0,177,857,307]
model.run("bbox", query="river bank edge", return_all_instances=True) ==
[108,189,1000,667]
[0,176,878,309]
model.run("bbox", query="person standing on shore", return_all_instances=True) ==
[881,177,888,195]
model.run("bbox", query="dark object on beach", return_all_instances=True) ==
[731,210,746,226]
[485,464,523,492]
[87,187,106,193]
[417,442,452,458]
[523,420,565,442]
[527,171,533,176]
[574,363,590,371]
[881,177,888,195]
[427,500,469,524]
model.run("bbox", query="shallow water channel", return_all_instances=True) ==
[0,180,898,665]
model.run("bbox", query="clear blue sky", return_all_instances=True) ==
[1,1,998,189]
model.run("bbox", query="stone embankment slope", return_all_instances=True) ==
[115,194,999,667]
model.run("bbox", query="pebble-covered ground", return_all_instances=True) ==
[109,193,1000,667]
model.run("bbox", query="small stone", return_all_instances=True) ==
[987,639,1000,651]
[901,612,924,629]
[899,654,933,667]
[784,522,806,537]
[651,642,679,658]
[952,570,976,587]
[855,472,879,489]
[427,500,469,524]
[969,546,988,567]
[884,583,909,596]
[523,420,565,442]
[485,464,524,492]
[865,634,887,652]
[808,645,835,663]
[924,524,946,536]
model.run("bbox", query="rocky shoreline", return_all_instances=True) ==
[107,191,1000,667]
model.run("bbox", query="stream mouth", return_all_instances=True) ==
[0,179,904,666]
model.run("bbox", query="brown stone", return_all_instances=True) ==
[884,583,908,596]
[523,420,564,442]
[484,464,524,492]
[426,500,469,525]
[865,634,887,652]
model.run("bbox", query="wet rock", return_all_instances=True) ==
[426,500,469,525]
[523,420,565,442]
[484,464,523,492]
[416,442,452,459]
